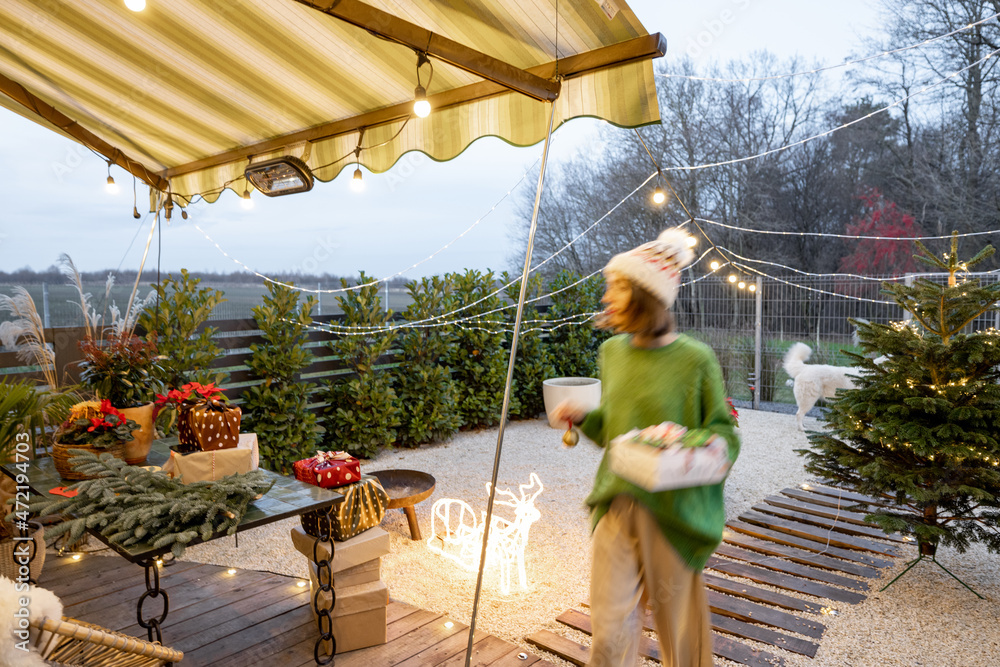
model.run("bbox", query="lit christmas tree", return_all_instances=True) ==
[800,233,1000,593]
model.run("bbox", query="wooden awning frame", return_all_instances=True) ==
[0,0,665,195]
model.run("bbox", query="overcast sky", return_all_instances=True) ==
[0,0,881,280]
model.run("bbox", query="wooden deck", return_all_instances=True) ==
[38,554,553,666]
[527,484,909,666]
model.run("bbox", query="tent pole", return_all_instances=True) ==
[464,100,558,666]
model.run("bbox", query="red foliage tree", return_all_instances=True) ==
[839,189,924,276]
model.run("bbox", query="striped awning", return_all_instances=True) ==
[0,0,663,204]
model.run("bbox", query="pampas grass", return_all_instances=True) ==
[0,287,57,388]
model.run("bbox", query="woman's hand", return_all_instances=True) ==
[551,399,587,426]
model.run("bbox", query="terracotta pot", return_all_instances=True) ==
[119,402,155,465]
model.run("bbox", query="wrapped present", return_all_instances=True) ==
[176,405,196,447]
[609,422,731,492]
[302,475,388,540]
[294,451,361,489]
[188,400,242,451]
[162,447,253,484]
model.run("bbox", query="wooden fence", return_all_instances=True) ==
[0,316,400,415]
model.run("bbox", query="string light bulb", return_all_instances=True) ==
[240,189,254,210]
[710,261,720,271]
[413,86,431,118]
[413,52,433,118]
[728,274,737,283]
[738,281,746,289]
[71,554,82,561]
[351,166,365,192]
[652,186,666,204]
[105,161,119,194]
[686,235,697,248]
[749,283,756,292]
[124,0,146,11]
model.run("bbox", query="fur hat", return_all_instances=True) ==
[603,227,695,308]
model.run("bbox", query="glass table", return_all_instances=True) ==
[2,439,344,665]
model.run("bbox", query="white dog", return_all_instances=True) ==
[783,342,863,431]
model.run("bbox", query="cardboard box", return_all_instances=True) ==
[290,525,389,570]
[314,606,387,655]
[309,557,381,589]
[311,579,388,619]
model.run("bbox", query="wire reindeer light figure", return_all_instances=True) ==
[426,473,544,594]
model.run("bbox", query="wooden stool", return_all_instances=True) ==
[370,470,435,540]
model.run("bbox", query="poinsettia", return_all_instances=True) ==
[58,400,139,449]
[726,398,739,427]
[154,381,225,408]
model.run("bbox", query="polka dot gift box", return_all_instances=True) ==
[188,399,242,452]
[294,450,362,489]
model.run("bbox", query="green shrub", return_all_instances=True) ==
[396,276,461,447]
[442,269,507,429]
[241,282,323,475]
[546,270,605,378]
[139,269,227,389]
[502,272,555,420]
[321,273,400,458]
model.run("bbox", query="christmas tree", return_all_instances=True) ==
[800,233,1000,568]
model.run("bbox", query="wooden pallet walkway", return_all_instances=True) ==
[38,554,552,667]
[526,484,910,666]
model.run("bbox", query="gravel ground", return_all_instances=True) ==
[177,409,1000,667]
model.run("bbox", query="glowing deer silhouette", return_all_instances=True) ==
[426,473,544,594]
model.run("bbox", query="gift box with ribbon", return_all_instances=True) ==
[188,399,242,451]
[294,451,361,489]
[301,475,388,540]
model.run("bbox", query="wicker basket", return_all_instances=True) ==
[51,439,126,480]
[0,521,45,582]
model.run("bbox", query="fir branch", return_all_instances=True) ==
[30,452,274,557]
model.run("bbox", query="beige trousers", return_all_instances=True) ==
[588,495,713,667]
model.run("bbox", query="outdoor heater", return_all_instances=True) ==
[244,155,314,196]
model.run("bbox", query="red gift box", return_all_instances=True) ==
[294,451,361,489]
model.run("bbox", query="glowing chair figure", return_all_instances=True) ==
[426,473,543,594]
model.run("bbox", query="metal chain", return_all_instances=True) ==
[312,512,336,665]
[136,559,169,645]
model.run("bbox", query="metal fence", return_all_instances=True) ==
[676,271,1000,406]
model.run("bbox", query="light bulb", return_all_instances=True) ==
[227,568,237,575]
[749,283,756,292]
[710,261,720,271]
[297,580,307,588]
[241,189,254,210]
[71,554,82,561]
[413,85,431,118]
[738,281,746,289]
[728,274,737,283]
[686,236,697,248]
[652,187,666,204]
[124,0,146,11]
[105,175,119,194]
[350,167,365,192]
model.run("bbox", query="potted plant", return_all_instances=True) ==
[52,400,138,480]
[78,331,163,464]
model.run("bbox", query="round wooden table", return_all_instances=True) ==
[370,470,436,540]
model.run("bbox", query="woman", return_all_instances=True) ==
[553,227,739,667]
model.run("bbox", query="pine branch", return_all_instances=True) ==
[29,452,274,557]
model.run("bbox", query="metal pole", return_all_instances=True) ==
[464,101,558,667]
[42,282,51,329]
[753,276,762,410]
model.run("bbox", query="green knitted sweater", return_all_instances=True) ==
[579,333,740,571]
